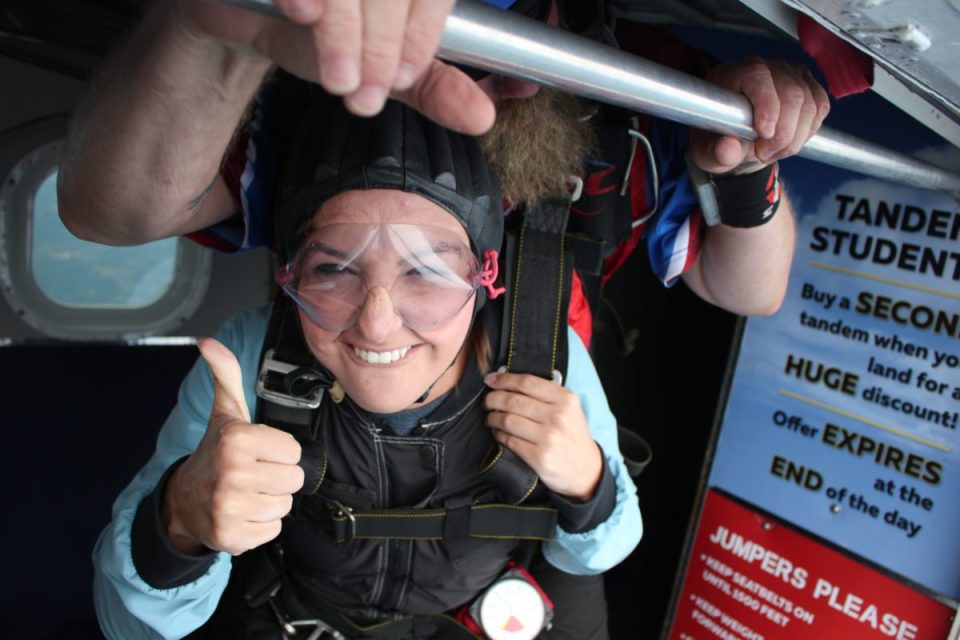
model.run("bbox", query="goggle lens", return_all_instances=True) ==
[279,224,481,332]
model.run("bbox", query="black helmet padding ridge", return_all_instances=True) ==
[275,95,504,273]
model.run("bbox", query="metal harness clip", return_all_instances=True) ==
[327,500,357,543]
[265,585,347,639]
[288,618,347,640]
[496,365,562,386]
[256,349,325,409]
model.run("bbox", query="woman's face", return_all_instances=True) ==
[294,190,476,414]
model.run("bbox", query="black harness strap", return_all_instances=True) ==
[325,502,558,544]
[501,199,654,482]
[481,198,577,569]
[337,613,479,639]
[480,444,542,505]
[480,199,577,508]
[505,198,573,379]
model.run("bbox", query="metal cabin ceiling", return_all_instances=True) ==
[742,0,960,147]
[609,0,960,146]
[786,0,959,126]
[2,0,958,144]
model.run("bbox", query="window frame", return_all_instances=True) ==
[0,116,211,340]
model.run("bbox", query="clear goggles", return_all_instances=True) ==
[278,223,504,332]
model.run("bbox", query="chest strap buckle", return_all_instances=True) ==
[321,502,557,544]
[327,500,357,543]
[257,348,325,410]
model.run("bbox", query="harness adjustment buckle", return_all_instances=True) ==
[257,349,325,409]
[328,500,356,543]
[497,365,562,386]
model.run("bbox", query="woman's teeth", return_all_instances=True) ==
[354,346,411,364]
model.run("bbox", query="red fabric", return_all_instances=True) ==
[507,560,555,610]
[568,270,593,350]
[184,230,237,253]
[452,606,484,637]
[798,14,874,98]
[682,209,704,274]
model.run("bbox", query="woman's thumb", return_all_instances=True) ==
[198,337,251,424]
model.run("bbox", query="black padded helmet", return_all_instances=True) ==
[275,95,503,284]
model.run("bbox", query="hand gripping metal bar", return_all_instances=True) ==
[217,0,960,194]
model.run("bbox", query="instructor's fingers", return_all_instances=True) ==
[316,0,362,96]
[754,62,811,163]
[393,0,454,91]
[345,0,412,115]
[273,0,325,23]
[396,61,496,135]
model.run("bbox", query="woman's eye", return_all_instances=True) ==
[405,264,451,279]
[310,263,352,276]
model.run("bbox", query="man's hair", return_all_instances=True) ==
[480,88,597,207]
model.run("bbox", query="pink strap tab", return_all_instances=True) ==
[275,264,291,286]
[479,250,506,300]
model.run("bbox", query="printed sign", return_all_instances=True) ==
[705,88,960,598]
[668,490,956,640]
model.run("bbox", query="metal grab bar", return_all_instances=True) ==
[219,0,960,194]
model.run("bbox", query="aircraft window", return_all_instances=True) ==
[30,171,177,308]
[0,120,212,341]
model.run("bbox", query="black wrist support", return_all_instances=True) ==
[710,163,782,228]
[686,155,782,228]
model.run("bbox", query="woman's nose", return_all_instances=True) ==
[355,287,404,343]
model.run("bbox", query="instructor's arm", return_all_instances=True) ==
[58,0,495,245]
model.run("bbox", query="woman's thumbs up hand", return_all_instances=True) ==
[162,338,305,556]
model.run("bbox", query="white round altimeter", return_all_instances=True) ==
[477,577,547,640]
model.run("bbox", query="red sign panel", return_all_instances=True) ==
[669,490,956,640]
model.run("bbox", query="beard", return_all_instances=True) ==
[479,88,597,207]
